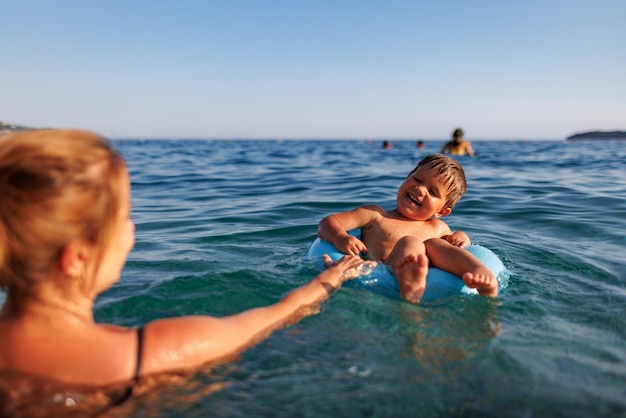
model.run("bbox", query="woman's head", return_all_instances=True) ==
[407,153,467,208]
[452,128,464,141]
[0,129,128,299]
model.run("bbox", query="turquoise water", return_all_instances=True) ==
[13,139,626,416]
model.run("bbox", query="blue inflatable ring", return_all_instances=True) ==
[306,230,506,302]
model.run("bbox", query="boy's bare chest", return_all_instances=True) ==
[362,218,441,258]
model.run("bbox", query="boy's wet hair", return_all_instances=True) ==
[407,154,467,208]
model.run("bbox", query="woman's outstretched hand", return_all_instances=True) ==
[322,254,366,282]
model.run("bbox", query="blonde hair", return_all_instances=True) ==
[0,129,126,300]
[407,154,467,208]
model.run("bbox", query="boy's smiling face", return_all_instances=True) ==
[395,165,452,221]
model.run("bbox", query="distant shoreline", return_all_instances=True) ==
[2,120,624,142]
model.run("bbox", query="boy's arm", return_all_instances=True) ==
[434,219,471,248]
[318,206,378,255]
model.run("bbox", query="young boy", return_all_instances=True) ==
[318,154,498,304]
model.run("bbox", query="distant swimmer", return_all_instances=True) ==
[441,128,474,157]
[383,140,393,149]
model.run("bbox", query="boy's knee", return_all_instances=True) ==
[396,236,425,252]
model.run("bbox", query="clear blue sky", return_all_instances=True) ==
[1,0,624,139]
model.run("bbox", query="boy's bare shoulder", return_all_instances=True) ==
[357,204,385,214]
[342,205,385,226]
[424,218,452,236]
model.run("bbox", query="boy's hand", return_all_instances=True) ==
[335,235,368,256]
[444,231,471,248]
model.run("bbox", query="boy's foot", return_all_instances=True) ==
[462,268,498,297]
[396,254,429,304]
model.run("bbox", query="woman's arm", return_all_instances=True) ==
[140,255,363,376]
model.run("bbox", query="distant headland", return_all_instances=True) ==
[566,130,626,141]
[0,120,33,136]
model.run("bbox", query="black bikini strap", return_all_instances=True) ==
[135,326,144,381]
[109,327,144,407]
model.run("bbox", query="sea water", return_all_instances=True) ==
[5,139,626,417]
